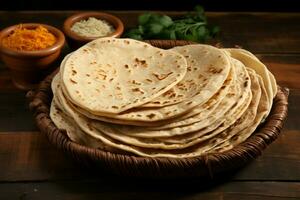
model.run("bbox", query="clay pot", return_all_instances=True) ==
[63,12,124,49]
[0,23,65,90]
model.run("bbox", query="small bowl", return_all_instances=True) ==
[0,23,65,90]
[63,12,124,49]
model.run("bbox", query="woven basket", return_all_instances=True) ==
[27,40,289,178]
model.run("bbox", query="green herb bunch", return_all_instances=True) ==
[125,6,219,43]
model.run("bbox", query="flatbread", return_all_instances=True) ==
[61,37,187,114]
[70,44,232,123]
[50,66,269,158]
[52,57,250,152]
[54,67,233,128]
[142,44,232,107]
[50,100,129,154]
[155,68,262,153]
[146,71,234,130]
[224,49,273,113]
[110,57,250,139]
[224,48,277,97]
[210,72,269,153]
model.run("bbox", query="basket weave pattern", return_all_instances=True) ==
[27,40,289,178]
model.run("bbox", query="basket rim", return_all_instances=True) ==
[27,39,289,178]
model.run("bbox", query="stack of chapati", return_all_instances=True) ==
[50,37,277,158]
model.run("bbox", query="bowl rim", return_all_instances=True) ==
[63,11,124,42]
[0,23,65,57]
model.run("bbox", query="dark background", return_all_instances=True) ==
[1,0,300,11]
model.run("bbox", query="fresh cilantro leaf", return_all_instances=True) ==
[148,23,164,34]
[124,28,143,40]
[196,26,206,39]
[169,30,176,39]
[138,13,152,25]
[138,25,144,34]
[125,5,220,43]
[159,15,173,27]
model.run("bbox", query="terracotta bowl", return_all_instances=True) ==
[0,23,65,90]
[63,12,124,49]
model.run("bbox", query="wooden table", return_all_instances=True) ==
[0,11,299,199]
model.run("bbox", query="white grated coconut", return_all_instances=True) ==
[71,17,115,38]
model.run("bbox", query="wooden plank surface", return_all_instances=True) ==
[0,92,36,132]
[0,11,299,199]
[0,181,299,200]
[0,129,299,182]
[259,55,300,89]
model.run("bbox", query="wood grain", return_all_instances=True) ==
[0,181,299,200]
[0,128,299,182]
[0,11,299,199]
[209,13,300,53]
[0,11,299,54]
[259,54,300,89]
[0,92,36,132]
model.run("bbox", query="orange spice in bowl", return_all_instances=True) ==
[2,25,56,51]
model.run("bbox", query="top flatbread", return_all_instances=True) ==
[61,38,187,114]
